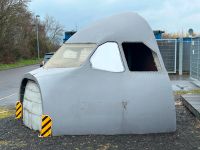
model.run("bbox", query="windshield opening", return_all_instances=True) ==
[44,43,96,69]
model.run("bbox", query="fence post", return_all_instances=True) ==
[190,40,193,78]
[198,40,200,80]
[179,38,183,75]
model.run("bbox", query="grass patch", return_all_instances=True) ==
[0,59,41,71]
[0,107,15,119]
[175,89,200,95]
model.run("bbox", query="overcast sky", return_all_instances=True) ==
[29,0,200,33]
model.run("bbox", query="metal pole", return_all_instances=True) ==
[190,40,193,78]
[198,40,200,80]
[179,38,183,75]
[174,39,177,73]
[36,15,40,59]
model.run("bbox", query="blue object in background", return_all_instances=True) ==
[64,30,165,41]
[183,37,192,42]
[153,30,165,39]
[64,30,164,41]
[63,31,76,43]
[176,37,192,42]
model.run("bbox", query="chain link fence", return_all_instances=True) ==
[190,38,200,80]
[157,39,177,73]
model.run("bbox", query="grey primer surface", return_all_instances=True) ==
[19,12,176,136]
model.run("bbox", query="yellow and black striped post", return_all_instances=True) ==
[15,101,22,119]
[39,115,52,138]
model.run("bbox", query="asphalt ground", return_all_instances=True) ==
[0,65,39,106]
[0,64,197,107]
[0,97,200,150]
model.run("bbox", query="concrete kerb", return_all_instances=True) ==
[181,94,200,120]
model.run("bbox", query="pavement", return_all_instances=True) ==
[181,94,200,121]
[0,65,39,107]
[0,65,199,107]
[170,74,199,91]
[170,74,200,134]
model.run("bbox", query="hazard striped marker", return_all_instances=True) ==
[15,101,22,119]
[39,115,52,138]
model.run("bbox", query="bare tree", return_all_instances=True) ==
[0,0,64,63]
[43,15,64,48]
[162,31,198,39]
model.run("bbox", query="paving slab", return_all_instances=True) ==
[169,75,199,91]
[181,94,200,120]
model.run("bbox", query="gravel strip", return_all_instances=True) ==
[0,97,200,150]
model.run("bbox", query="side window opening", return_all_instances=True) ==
[122,42,160,71]
[90,42,124,72]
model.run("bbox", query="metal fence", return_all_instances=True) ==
[157,39,177,73]
[190,38,200,80]
[176,40,191,73]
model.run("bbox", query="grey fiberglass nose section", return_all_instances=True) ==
[19,12,176,136]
